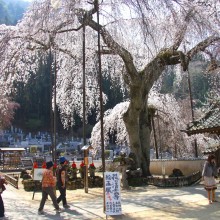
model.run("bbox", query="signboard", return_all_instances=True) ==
[30,145,38,153]
[33,168,45,181]
[104,172,122,216]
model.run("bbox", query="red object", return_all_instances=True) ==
[33,161,38,169]
[53,163,57,169]
[90,163,95,167]
[72,162,76,168]
[42,161,46,168]
[80,161,85,168]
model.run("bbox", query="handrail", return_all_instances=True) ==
[4,173,19,189]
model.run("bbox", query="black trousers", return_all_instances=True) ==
[0,194,4,217]
[57,186,67,206]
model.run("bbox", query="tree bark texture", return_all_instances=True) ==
[123,77,154,176]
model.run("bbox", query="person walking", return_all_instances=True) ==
[57,157,70,208]
[38,161,62,214]
[0,175,7,218]
[202,154,218,204]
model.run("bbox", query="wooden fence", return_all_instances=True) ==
[4,173,19,189]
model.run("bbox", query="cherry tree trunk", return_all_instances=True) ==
[123,81,152,177]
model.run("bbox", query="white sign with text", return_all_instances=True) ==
[104,172,122,216]
[33,168,45,181]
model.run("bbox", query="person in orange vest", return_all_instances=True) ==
[38,161,62,215]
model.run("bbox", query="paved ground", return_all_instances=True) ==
[2,179,220,220]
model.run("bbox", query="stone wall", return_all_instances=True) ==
[74,159,206,176]
[150,159,205,176]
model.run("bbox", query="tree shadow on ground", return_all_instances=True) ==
[115,183,220,219]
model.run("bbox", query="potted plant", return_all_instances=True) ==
[53,162,57,173]
[71,161,78,179]
[89,162,96,177]
[33,161,38,169]
[42,161,47,168]
[79,161,85,179]
[31,161,38,176]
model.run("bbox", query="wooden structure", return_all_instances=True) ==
[4,173,20,189]
[182,103,220,136]
[81,145,94,193]
[182,103,220,165]
[0,148,25,170]
[201,144,220,167]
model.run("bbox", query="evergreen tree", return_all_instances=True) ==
[0,0,29,25]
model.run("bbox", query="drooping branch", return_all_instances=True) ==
[24,36,50,50]
[87,19,138,79]
[80,1,193,92]
[203,49,219,72]
[0,50,20,79]
[75,2,138,80]
[56,24,83,34]
[52,42,79,60]
[1,29,78,64]
[172,8,194,51]
[138,8,194,89]
[141,35,220,91]
[186,36,220,62]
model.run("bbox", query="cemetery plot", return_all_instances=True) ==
[0,148,25,170]
[21,158,33,169]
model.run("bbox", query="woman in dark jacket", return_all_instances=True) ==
[56,157,70,208]
[202,154,218,204]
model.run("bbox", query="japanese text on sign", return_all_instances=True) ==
[104,172,122,215]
